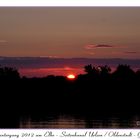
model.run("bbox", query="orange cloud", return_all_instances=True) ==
[85,44,113,49]
[123,51,137,54]
[0,40,8,43]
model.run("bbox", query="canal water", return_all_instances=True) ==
[19,114,140,128]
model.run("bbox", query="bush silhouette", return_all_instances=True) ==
[112,64,135,80]
[0,66,20,80]
[84,64,111,80]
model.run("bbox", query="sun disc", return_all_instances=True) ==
[67,74,75,79]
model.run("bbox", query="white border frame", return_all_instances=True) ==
[0,0,140,6]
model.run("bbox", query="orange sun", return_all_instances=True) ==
[67,74,75,79]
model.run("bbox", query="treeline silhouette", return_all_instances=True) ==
[0,64,140,127]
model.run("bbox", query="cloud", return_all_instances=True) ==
[39,55,59,58]
[85,44,113,49]
[0,40,8,47]
[0,40,8,43]
[96,44,113,48]
[123,51,137,54]
[84,44,96,49]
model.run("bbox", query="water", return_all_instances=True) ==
[19,114,140,128]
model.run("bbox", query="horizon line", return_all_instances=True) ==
[0,56,140,60]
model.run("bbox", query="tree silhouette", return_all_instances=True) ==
[84,64,111,80]
[112,64,135,80]
[84,64,99,76]
[98,65,111,79]
[0,66,20,80]
[84,64,93,74]
[136,69,140,80]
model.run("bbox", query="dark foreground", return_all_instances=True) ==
[0,64,140,128]
[0,76,140,128]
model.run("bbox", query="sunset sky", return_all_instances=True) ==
[0,7,140,59]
